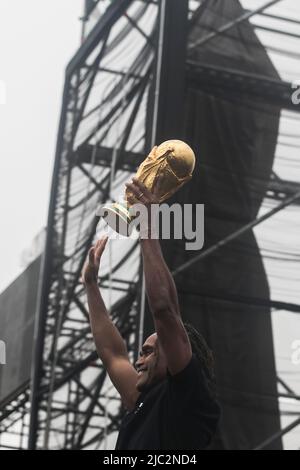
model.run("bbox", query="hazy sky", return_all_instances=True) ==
[0,0,82,292]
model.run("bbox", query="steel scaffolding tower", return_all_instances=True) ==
[0,0,300,450]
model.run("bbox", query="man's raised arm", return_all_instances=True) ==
[126,178,192,376]
[82,237,139,410]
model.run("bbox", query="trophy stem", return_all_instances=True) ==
[101,201,133,237]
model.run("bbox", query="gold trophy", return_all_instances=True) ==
[100,139,196,236]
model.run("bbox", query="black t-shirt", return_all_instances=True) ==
[115,354,221,450]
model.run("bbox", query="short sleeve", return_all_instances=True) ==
[162,354,220,449]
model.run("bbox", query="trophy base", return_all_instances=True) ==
[101,202,134,237]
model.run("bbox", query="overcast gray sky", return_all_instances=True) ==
[0,0,82,293]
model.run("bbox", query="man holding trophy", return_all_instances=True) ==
[82,140,220,450]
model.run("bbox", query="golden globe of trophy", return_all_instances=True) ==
[100,139,196,236]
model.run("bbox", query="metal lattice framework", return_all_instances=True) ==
[1,0,300,450]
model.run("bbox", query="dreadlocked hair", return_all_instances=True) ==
[184,322,217,398]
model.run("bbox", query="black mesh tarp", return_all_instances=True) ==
[0,257,41,403]
[158,0,282,450]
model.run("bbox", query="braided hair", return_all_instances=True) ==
[184,322,217,398]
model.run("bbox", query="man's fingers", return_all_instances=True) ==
[94,240,101,254]
[88,247,95,264]
[125,181,138,195]
[126,181,147,199]
[88,236,107,264]
[127,194,140,206]
[126,183,149,205]
[132,178,150,196]
[95,236,108,260]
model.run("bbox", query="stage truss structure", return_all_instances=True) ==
[0,0,300,450]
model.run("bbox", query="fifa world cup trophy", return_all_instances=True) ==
[99,139,196,236]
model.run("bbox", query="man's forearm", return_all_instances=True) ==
[140,238,180,316]
[85,282,128,363]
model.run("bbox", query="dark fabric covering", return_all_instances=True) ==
[116,354,220,450]
[145,0,282,450]
[0,257,41,403]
